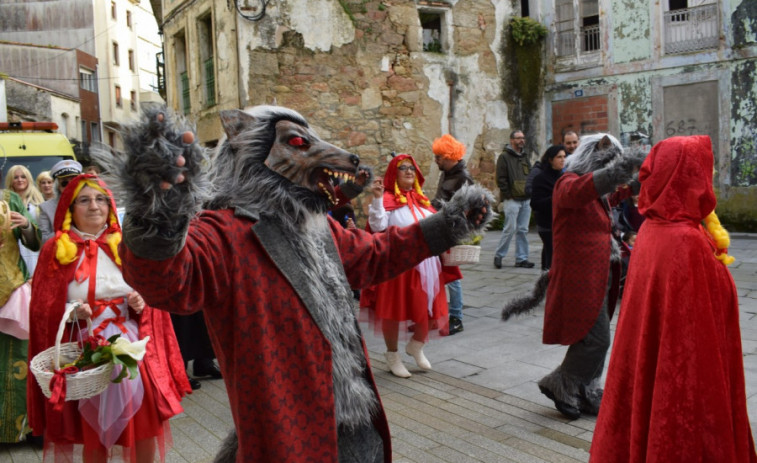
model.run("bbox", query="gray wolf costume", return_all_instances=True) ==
[96,104,493,462]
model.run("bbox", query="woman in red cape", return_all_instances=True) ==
[360,154,461,378]
[590,136,757,462]
[27,174,190,462]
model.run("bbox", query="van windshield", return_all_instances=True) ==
[2,155,75,180]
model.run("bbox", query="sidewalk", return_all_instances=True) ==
[5,230,757,462]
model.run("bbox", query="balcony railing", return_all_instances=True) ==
[581,24,600,52]
[664,3,719,54]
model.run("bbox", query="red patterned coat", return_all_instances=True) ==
[120,208,453,462]
[543,172,632,345]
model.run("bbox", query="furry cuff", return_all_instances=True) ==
[420,184,494,255]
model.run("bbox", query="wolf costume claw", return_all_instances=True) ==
[100,104,492,462]
[502,134,646,420]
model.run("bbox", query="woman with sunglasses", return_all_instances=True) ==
[360,154,461,378]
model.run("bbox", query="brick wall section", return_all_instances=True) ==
[551,95,609,142]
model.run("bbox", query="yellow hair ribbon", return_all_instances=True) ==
[704,211,735,266]
[107,231,122,266]
[394,182,407,204]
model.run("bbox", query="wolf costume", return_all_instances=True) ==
[101,104,493,462]
[502,134,646,420]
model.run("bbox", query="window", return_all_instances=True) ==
[113,42,119,66]
[419,10,445,53]
[128,49,135,71]
[555,0,601,58]
[198,14,216,106]
[126,10,132,28]
[130,90,137,111]
[115,85,122,107]
[91,122,100,143]
[111,1,116,20]
[174,32,189,114]
[79,68,97,92]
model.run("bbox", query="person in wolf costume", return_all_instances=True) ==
[501,133,646,420]
[99,104,493,462]
[590,136,756,462]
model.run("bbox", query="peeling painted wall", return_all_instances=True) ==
[610,0,650,63]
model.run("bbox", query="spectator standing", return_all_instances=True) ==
[563,131,579,156]
[37,160,83,245]
[494,130,534,269]
[590,135,756,462]
[36,171,55,200]
[360,154,461,377]
[431,134,473,335]
[5,165,45,274]
[171,313,222,390]
[0,167,41,444]
[530,145,566,271]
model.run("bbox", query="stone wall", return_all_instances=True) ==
[236,0,509,218]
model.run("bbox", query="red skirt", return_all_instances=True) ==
[361,266,448,340]
[41,362,173,463]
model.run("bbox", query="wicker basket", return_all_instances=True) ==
[441,245,481,266]
[30,304,114,401]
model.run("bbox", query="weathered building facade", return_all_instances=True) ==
[543,0,757,228]
[156,0,756,228]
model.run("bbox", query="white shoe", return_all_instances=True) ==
[405,339,432,370]
[384,351,411,378]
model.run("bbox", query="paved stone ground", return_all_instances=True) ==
[5,230,756,462]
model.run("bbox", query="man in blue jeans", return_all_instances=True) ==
[431,134,473,335]
[494,130,535,269]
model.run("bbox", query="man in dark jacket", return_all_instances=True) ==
[494,130,534,268]
[432,134,474,335]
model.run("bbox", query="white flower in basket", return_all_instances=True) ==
[441,234,482,266]
[30,303,149,407]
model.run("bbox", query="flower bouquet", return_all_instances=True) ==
[68,333,150,384]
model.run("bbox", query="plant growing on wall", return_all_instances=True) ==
[510,16,547,47]
[499,16,548,153]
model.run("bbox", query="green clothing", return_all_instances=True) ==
[0,189,39,442]
[496,146,532,201]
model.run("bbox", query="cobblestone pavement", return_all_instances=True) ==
[5,230,757,462]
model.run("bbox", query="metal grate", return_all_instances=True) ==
[181,71,190,115]
[581,24,600,52]
[204,58,216,107]
[664,3,719,54]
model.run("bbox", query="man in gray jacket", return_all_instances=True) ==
[494,130,534,268]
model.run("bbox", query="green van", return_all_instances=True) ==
[0,121,77,180]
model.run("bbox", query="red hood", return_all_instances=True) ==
[638,135,716,224]
[383,154,425,190]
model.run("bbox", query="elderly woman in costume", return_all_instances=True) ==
[27,174,190,463]
[590,136,756,462]
[0,167,41,443]
[361,154,461,378]
[5,165,45,274]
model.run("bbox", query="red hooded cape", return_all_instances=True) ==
[27,174,190,440]
[590,136,756,462]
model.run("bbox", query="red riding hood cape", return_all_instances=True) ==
[27,174,190,438]
[590,136,756,462]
